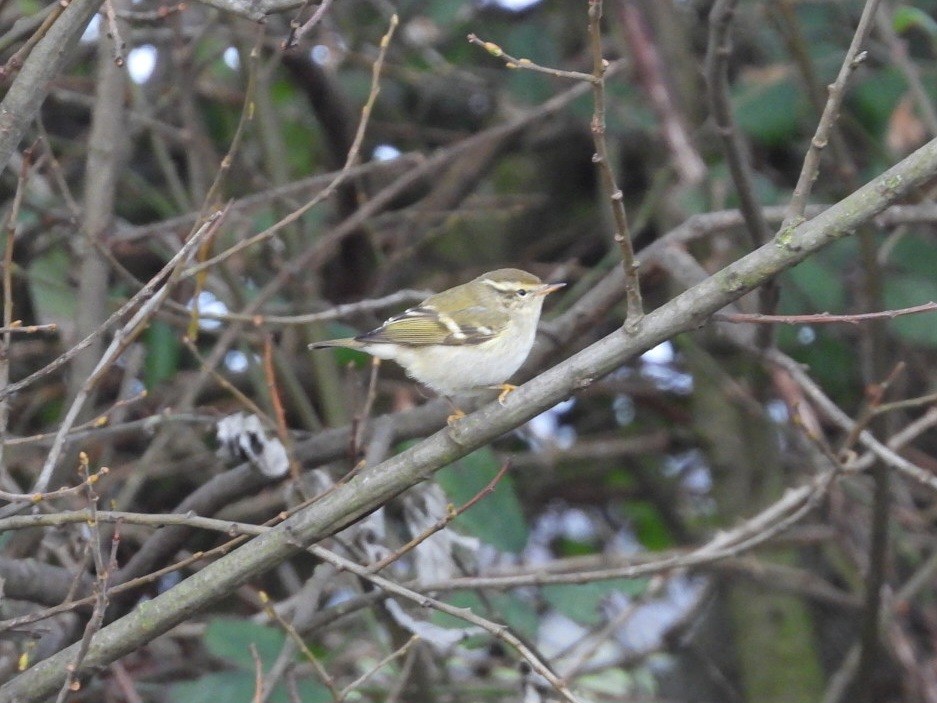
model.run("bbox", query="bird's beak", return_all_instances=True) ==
[534,282,566,297]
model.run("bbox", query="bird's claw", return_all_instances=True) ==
[496,383,517,406]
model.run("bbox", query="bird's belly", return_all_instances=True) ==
[372,336,533,395]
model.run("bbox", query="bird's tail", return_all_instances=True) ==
[308,338,360,350]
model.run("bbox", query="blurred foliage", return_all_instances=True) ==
[735,73,806,147]
[171,619,331,702]
[436,589,541,639]
[144,319,182,389]
[4,0,937,701]
[436,447,528,553]
[25,246,76,334]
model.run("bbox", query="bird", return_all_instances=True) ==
[309,268,564,404]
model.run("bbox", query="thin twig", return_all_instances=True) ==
[0,210,216,404]
[0,463,109,505]
[101,0,126,66]
[0,144,32,491]
[1,406,203,449]
[466,34,596,82]
[839,361,905,456]
[851,408,937,472]
[768,349,937,493]
[26,211,228,498]
[770,0,858,185]
[307,544,585,703]
[422,471,836,591]
[470,10,645,329]
[615,3,705,184]
[183,14,399,280]
[283,0,335,50]
[109,662,145,703]
[782,0,881,228]
[0,4,56,56]
[181,336,270,422]
[258,590,340,699]
[0,541,243,635]
[875,0,937,138]
[705,0,782,348]
[367,460,511,573]
[350,357,381,460]
[0,509,264,535]
[384,642,417,703]
[114,2,186,21]
[337,635,418,701]
[187,28,261,340]
[0,322,57,334]
[195,289,433,326]
[114,157,420,244]
[587,0,643,330]
[262,333,302,487]
[716,301,937,325]
[704,0,772,248]
[561,577,665,677]
[249,643,264,703]
[0,1,67,79]
[56,455,119,703]
[874,392,937,415]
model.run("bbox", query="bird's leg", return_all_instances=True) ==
[443,396,466,425]
[491,383,517,405]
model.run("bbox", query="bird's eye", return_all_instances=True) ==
[516,289,528,297]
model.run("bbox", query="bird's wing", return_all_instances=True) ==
[356,305,506,346]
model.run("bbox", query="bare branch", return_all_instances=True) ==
[3,132,936,703]
[783,0,881,227]
[704,0,772,248]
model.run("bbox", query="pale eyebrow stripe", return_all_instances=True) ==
[482,279,518,293]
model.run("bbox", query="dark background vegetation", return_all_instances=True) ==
[2,0,937,701]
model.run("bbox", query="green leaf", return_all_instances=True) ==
[543,579,647,626]
[144,319,181,389]
[203,618,287,670]
[734,74,802,146]
[580,668,636,696]
[783,256,846,312]
[624,501,673,551]
[436,590,540,640]
[553,535,599,557]
[26,246,77,334]
[170,672,257,703]
[426,0,463,26]
[282,119,318,175]
[16,0,43,15]
[503,22,562,106]
[888,232,937,279]
[893,5,937,37]
[782,334,860,405]
[850,67,907,137]
[171,671,331,703]
[435,447,528,553]
[174,619,331,703]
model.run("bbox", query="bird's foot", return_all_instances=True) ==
[443,396,467,425]
[493,383,517,406]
